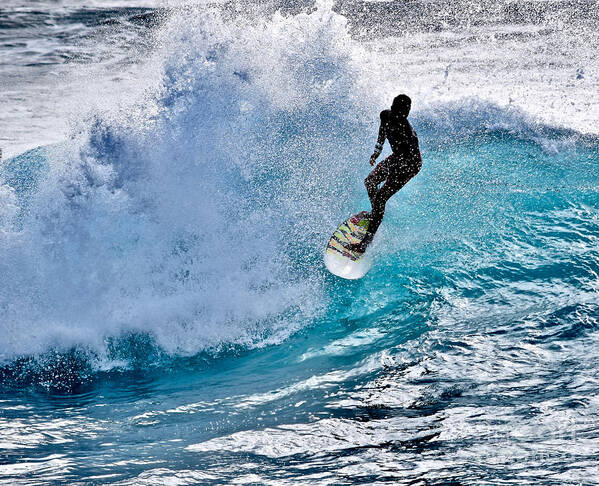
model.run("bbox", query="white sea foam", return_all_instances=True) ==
[0,2,372,365]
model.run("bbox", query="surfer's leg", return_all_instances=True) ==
[364,181,401,241]
[347,181,400,253]
[347,163,389,254]
[364,158,390,206]
[356,169,418,251]
[348,158,412,253]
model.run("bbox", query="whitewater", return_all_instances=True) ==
[1,1,598,484]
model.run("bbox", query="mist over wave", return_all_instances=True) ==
[0,2,373,370]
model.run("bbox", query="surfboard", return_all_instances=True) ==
[324,211,372,279]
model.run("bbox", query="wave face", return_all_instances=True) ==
[1,1,599,484]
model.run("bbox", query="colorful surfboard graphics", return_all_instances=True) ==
[326,211,370,262]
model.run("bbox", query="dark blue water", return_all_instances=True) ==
[1,1,599,484]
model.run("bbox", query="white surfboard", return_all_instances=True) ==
[324,211,372,279]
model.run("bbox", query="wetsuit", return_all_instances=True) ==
[360,109,422,248]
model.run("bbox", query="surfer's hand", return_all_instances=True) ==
[369,155,377,166]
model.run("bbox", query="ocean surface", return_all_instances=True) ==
[1,1,599,484]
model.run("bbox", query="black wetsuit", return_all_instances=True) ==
[362,109,422,246]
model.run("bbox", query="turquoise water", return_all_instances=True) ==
[1,2,599,484]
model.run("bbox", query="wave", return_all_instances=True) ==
[0,2,369,378]
[1,1,597,389]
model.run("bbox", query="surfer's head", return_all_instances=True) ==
[391,94,411,117]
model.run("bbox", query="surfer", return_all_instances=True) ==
[348,94,422,253]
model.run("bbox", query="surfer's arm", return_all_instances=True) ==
[370,119,386,165]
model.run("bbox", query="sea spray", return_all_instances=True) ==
[0,2,371,370]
